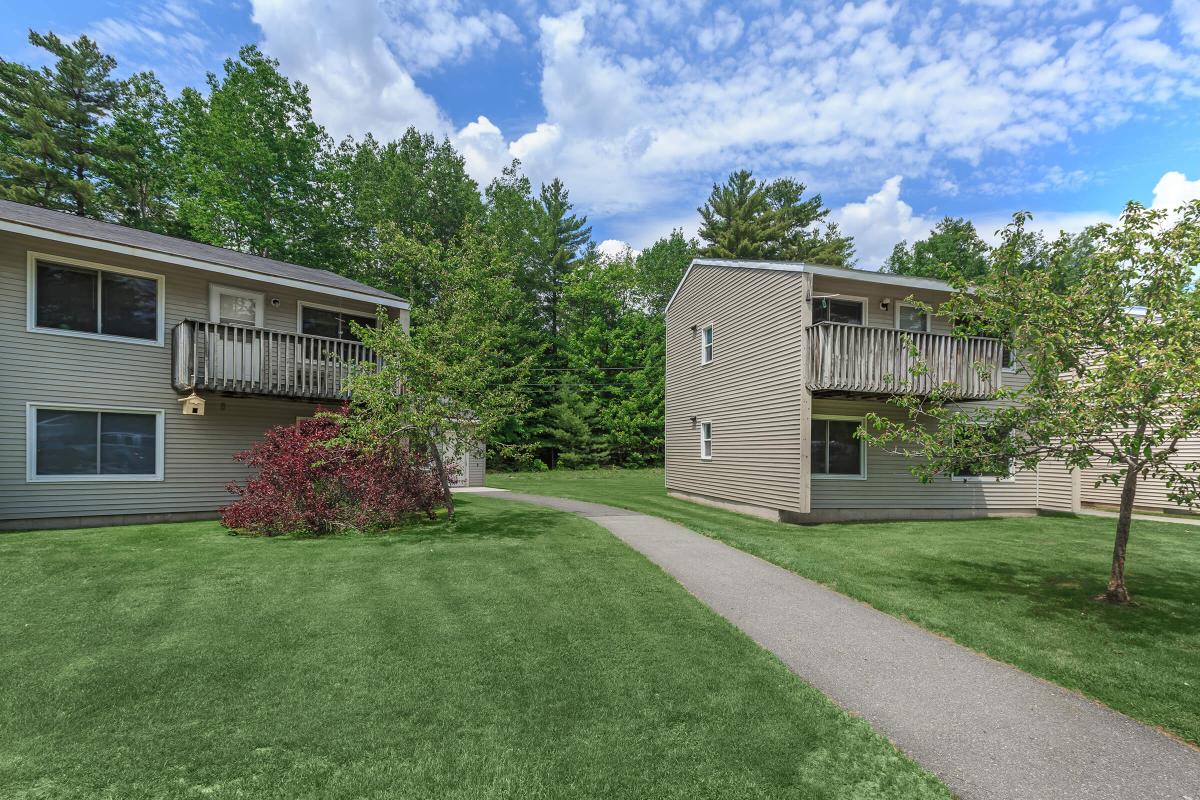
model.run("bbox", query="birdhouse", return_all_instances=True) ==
[178,392,206,416]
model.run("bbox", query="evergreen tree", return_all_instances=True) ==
[95,72,175,232]
[0,59,64,208]
[532,178,592,345]
[171,45,335,266]
[884,217,990,281]
[697,169,777,258]
[698,170,853,265]
[0,31,119,215]
[544,382,608,469]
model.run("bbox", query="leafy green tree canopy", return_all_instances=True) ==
[171,45,333,265]
[884,216,990,281]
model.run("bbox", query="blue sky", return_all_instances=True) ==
[5,0,1200,265]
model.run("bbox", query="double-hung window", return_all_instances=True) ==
[700,324,714,364]
[811,297,865,325]
[29,254,162,344]
[299,302,377,342]
[811,417,865,478]
[699,421,712,460]
[27,404,164,482]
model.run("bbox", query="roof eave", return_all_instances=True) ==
[665,257,960,315]
[0,218,411,311]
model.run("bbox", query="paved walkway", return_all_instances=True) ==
[491,492,1200,800]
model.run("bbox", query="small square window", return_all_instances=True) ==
[700,421,712,460]
[701,325,714,364]
[896,304,928,332]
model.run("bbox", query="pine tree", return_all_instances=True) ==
[532,178,592,345]
[697,169,777,258]
[0,31,119,214]
[544,382,608,469]
[0,59,66,208]
[698,170,854,265]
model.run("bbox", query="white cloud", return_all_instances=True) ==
[446,1,1200,223]
[972,209,1119,244]
[251,0,451,140]
[1175,0,1200,46]
[695,8,745,52]
[834,176,932,268]
[597,239,638,260]
[1150,171,1200,218]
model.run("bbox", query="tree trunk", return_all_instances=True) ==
[428,437,455,519]
[1099,459,1141,605]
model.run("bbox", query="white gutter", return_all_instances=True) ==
[0,219,411,311]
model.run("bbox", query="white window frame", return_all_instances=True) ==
[699,420,712,461]
[26,251,165,346]
[26,402,165,483]
[810,414,867,480]
[894,301,931,333]
[208,284,265,327]
[811,294,868,326]
[296,300,379,338]
[700,323,714,365]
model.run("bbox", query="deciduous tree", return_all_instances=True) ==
[859,204,1200,604]
[339,224,534,517]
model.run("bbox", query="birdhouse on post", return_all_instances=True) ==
[178,392,206,416]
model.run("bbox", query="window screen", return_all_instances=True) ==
[35,261,157,341]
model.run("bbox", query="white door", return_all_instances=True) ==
[208,285,265,384]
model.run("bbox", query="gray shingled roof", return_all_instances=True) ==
[0,199,406,306]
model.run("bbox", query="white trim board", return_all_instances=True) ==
[1,219,410,310]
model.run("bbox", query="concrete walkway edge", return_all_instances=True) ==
[489,491,1200,800]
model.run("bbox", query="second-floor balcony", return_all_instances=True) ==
[806,322,1003,400]
[172,320,377,401]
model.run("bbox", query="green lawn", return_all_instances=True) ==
[488,468,1200,745]
[0,495,948,800]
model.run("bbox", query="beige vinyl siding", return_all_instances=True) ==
[665,265,810,514]
[1035,457,1080,512]
[0,231,408,523]
[808,397,1039,512]
[1079,437,1200,513]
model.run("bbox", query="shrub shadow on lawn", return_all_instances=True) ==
[376,505,561,546]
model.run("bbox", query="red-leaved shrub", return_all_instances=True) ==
[221,409,450,536]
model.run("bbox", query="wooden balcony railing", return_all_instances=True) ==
[172,320,377,401]
[806,322,1002,399]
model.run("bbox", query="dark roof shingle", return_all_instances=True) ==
[0,199,406,306]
